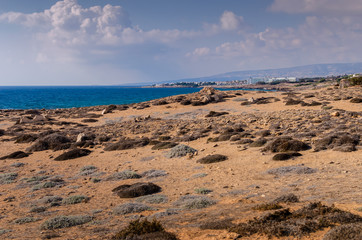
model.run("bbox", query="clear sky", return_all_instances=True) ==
[1,0,362,85]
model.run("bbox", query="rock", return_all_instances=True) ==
[248,97,255,103]
[19,116,32,124]
[76,133,86,143]
[197,154,228,164]
[339,79,350,89]
[112,182,161,198]
[199,87,216,95]
[331,111,340,117]
[27,133,71,152]
[33,115,47,122]
[0,151,30,160]
[54,149,92,161]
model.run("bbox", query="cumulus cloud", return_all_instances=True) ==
[220,11,244,31]
[270,0,362,15]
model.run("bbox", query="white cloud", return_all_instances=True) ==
[186,47,210,57]
[270,0,362,15]
[190,14,362,70]
[220,11,244,31]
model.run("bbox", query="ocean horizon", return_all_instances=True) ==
[0,86,268,110]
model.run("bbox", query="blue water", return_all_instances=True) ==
[0,86,266,110]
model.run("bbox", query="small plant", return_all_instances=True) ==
[0,173,18,184]
[174,195,216,209]
[62,195,89,205]
[113,203,154,215]
[79,165,98,176]
[40,215,92,230]
[136,195,168,204]
[30,206,47,213]
[14,217,39,224]
[106,170,141,181]
[32,181,58,191]
[194,188,212,194]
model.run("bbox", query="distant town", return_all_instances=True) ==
[151,74,361,88]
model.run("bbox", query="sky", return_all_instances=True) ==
[1,0,362,85]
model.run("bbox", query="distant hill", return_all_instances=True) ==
[167,62,362,83]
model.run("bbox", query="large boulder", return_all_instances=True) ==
[112,182,161,198]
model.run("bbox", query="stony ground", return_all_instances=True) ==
[0,83,361,239]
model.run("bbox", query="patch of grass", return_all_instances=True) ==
[252,203,283,211]
[111,219,178,240]
[142,170,168,179]
[30,206,47,213]
[113,203,154,215]
[14,217,39,224]
[0,173,18,184]
[106,170,142,181]
[194,188,212,194]
[40,215,92,230]
[174,195,216,210]
[136,195,168,204]
[0,229,11,235]
[62,195,89,205]
[25,175,49,183]
[32,181,59,191]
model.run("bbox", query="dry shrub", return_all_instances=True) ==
[252,203,283,211]
[229,202,362,238]
[273,193,299,203]
[323,223,362,240]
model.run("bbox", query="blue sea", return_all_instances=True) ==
[0,86,262,110]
